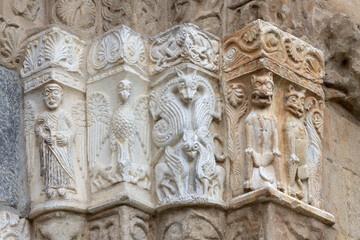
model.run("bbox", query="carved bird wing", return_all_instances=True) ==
[134,95,150,156]
[87,92,110,169]
[165,146,183,176]
[193,95,213,130]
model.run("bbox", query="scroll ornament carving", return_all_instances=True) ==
[90,25,147,73]
[35,83,76,199]
[55,0,96,29]
[222,20,324,82]
[151,68,224,204]
[87,82,150,191]
[10,0,40,22]
[21,28,84,77]
[244,70,284,192]
[149,24,219,74]
[0,16,25,69]
[0,211,30,240]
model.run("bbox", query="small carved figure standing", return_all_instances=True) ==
[283,85,309,200]
[244,70,283,192]
[35,83,76,199]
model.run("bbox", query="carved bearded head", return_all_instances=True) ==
[118,80,132,103]
[175,68,199,104]
[42,83,63,110]
[250,70,274,107]
[285,84,306,118]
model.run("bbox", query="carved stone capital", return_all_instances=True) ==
[20,27,85,78]
[149,24,220,75]
[88,25,148,77]
[0,15,26,70]
[222,19,325,83]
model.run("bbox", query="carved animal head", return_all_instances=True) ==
[285,84,306,118]
[182,130,201,161]
[175,68,199,104]
[42,83,63,110]
[251,70,274,107]
[118,80,132,103]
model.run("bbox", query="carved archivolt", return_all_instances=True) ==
[222,20,325,83]
[149,24,219,75]
[21,27,85,77]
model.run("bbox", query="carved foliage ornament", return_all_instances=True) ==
[0,16,25,69]
[21,27,85,77]
[0,211,30,240]
[222,20,325,82]
[150,24,219,75]
[11,0,40,22]
[90,25,147,74]
[54,0,96,29]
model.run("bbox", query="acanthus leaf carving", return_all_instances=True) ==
[90,25,147,75]
[149,24,219,75]
[0,16,26,69]
[21,27,85,78]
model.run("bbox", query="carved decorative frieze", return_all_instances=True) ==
[21,27,85,78]
[222,19,325,83]
[0,210,30,240]
[0,15,26,69]
[149,24,220,75]
[88,25,148,76]
[150,65,225,207]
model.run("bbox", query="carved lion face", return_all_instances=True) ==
[42,83,63,110]
[182,130,200,161]
[175,68,199,104]
[285,84,305,118]
[251,71,274,107]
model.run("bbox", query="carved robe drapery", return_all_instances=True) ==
[35,110,76,193]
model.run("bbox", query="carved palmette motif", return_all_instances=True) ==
[54,0,96,29]
[149,24,219,74]
[21,28,85,77]
[151,68,224,204]
[90,25,147,74]
[0,16,25,69]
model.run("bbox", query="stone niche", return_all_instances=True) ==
[0,9,338,239]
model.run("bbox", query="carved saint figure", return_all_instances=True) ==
[283,85,309,200]
[35,83,76,199]
[151,68,224,203]
[109,80,136,183]
[244,70,283,191]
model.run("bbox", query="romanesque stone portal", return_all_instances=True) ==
[1,1,353,238]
